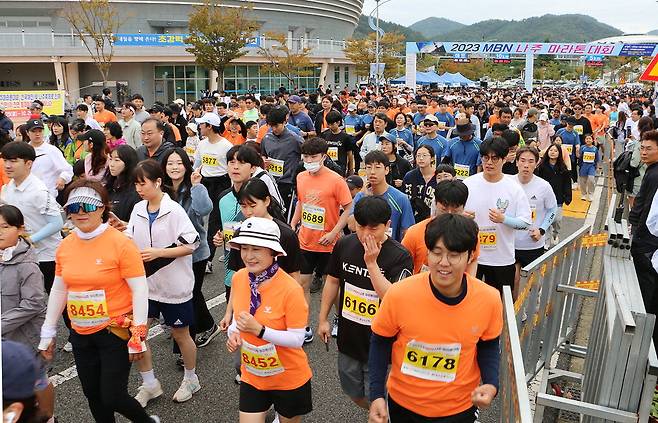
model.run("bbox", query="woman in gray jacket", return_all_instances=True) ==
[0,204,53,420]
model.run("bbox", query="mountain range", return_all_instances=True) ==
[353,13,655,43]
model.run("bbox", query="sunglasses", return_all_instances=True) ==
[65,203,101,214]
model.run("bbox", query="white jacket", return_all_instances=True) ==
[126,194,199,304]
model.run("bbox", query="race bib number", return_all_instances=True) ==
[401,340,461,382]
[202,154,218,167]
[67,290,110,328]
[301,203,325,230]
[358,168,366,177]
[223,221,240,247]
[454,164,470,180]
[241,341,284,377]
[565,144,573,155]
[583,152,595,163]
[531,205,537,222]
[328,146,339,161]
[267,158,284,178]
[342,282,379,326]
[478,226,497,249]
[345,125,355,135]
[185,146,195,157]
[574,125,583,135]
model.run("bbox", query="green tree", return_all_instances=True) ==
[61,0,121,85]
[257,32,313,89]
[344,32,404,80]
[185,0,262,91]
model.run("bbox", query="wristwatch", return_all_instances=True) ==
[539,228,546,236]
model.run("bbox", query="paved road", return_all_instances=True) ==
[48,213,587,422]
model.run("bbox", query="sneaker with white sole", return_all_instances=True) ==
[234,373,241,385]
[195,324,221,348]
[173,377,201,403]
[304,327,314,344]
[135,380,163,407]
[62,341,73,352]
[150,416,161,423]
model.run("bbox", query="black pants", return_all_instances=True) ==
[202,174,231,261]
[388,395,478,422]
[71,330,153,423]
[570,158,578,183]
[277,183,294,223]
[40,261,71,330]
[174,259,213,354]
[476,263,516,295]
[631,246,658,346]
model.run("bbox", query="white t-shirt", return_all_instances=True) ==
[513,175,558,250]
[193,136,233,177]
[0,174,62,261]
[464,173,532,266]
[30,142,73,198]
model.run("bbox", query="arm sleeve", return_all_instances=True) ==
[126,276,149,326]
[368,333,395,401]
[477,337,500,389]
[262,327,305,348]
[38,276,68,350]
[30,213,63,243]
[540,206,557,232]
[502,215,530,230]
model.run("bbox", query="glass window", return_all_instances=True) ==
[174,66,185,78]
[247,66,259,78]
[185,80,196,97]
[225,79,236,93]
[248,78,259,92]
[197,67,209,79]
[224,66,236,77]
[236,65,247,78]
[334,67,340,84]
[184,66,196,79]
[197,78,209,94]
[344,67,349,85]
[155,65,173,79]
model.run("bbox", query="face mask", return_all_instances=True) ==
[304,160,321,173]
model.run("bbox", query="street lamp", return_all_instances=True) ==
[369,0,393,95]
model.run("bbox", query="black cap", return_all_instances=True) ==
[345,175,364,189]
[78,129,105,144]
[565,116,578,125]
[148,104,165,114]
[25,119,44,131]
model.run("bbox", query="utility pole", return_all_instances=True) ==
[375,0,380,95]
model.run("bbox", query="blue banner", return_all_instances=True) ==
[115,34,262,48]
[619,43,658,57]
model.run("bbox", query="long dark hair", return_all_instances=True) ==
[0,204,24,227]
[237,178,285,222]
[133,159,176,199]
[48,116,70,149]
[105,145,138,191]
[539,142,568,174]
[161,148,194,204]
[86,130,109,176]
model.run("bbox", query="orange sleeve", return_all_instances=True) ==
[109,112,118,122]
[118,237,146,279]
[283,280,308,329]
[481,287,503,341]
[401,229,420,272]
[0,160,8,185]
[256,125,268,143]
[371,283,401,338]
[170,124,181,142]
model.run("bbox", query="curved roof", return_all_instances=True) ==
[593,34,658,44]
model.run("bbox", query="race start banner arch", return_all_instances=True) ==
[405,41,658,91]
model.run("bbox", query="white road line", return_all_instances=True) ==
[50,292,227,387]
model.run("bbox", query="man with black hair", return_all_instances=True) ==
[93,95,117,125]
[131,94,150,123]
[445,116,482,180]
[321,110,353,174]
[101,87,116,113]
[350,151,415,242]
[434,98,455,138]
[501,129,521,175]
[368,213,502,423]
[464,137,531,293]
[290,137,353,343]
[136,118,174,163]
[359,113,389,161]
[170,103,189,144]
[572,102,593,144]
[261,106,304,210]
[24,119,73,199]
[318,196,412,410]
[287,95,316,138]
[412,100,429,126]
[402,179,479,275]
[162,107,183,146]
[147,104,177,145]
[483,107,513,141]
[75,104,102,130]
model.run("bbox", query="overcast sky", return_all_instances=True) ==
[360,0,657,35]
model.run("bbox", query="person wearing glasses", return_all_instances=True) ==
[463,137,531,294]
[368,213,502,423]
[415,115,449,165]
[38,179,159,423]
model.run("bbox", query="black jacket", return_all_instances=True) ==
[136,140,175,164]
[535,161,572,206]
[108,183,142,222]
[630,162,658,253]
[386,154,412,191]
[313,108,340,135]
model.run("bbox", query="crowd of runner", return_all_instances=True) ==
[2,82,658,423]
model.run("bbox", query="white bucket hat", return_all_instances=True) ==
[229,217,286,256]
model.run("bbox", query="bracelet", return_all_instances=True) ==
[257,325,266,339]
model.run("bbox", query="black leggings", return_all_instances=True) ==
[71,330,153,423]
[202,174,231,261]
[388,395,478,423]
[39,261,71,330]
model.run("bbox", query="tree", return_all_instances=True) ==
[61,0,121,85]
[257,32,313,89]
[344,32,404,81]
[185,0,261,91]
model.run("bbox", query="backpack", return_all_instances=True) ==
[613,150,640,194]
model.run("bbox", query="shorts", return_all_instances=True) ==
[476,263,516,294]
[388,395,478,422]
[300,250,330,275]
[239,379,312,418]
[515,247,546,268]
[148,299,194,328]
[338,352,369,399]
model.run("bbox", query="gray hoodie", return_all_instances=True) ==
[1,238,46,351]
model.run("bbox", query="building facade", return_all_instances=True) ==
[0,0,362,104]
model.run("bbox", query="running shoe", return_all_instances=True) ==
[135,380,163,407]
[234,374,241,385]
[205,261,213,274]
[173,377,201,403]
[304,327,314,344]
[195,324,221,348]
[218,254,225,263]
[331,315,339,338]
[150,416,161,423]
[309,275,323,293]
[62,342,73,352]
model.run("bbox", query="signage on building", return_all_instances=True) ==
[493,53,511,64]
[0,90,65,124]
[453,53,470,63]
[115,34,261,48]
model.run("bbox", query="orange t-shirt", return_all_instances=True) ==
[231,268,312,391]
[94,109,118,125]
[256,124,269,143]
[488,115,500,127]
[426,106,438,115]
[0,158,8,186]
[372,272,503,418]
[296,167,352,253]
[386,108,400,121]
[401,217,480,274]
[169,123,182,143]
[56,226,146,335]
[223,129,246,145]
[590,114,608,137]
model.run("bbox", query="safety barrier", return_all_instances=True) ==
[508,193,657,422]
[500,286,533,422]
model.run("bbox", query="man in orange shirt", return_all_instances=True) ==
[290,137,353,343]
[369,213,502,422]
[93,96,118,125]
[402,179,479,275]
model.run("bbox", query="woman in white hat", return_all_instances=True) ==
[226,217,312,423]
[184,122,200,160]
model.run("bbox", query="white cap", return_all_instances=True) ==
[195,112,221,127]
[186,122,198,134]
[173,98,185,105]
[64,187,104,208]
[229,217,286,256]
[539,113,549,121]
[398,97,407,105]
